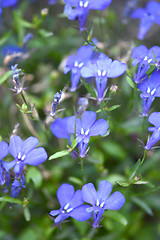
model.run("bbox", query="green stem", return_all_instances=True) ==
[80,157,84,184]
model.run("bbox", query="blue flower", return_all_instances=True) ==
[64,0,112,31]
[64,45,94,92]
[131,1,160,40]
[0,141,9,186]
[3,135,48,178]
[50,183,92,224]
[145,112,160,150]
[11,175,25,198]
[0,0,18,23]
[137,69,160,117]
[81,53,127,102]
[82,180,125,228]
[67,111,109,157]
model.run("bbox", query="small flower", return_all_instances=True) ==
[137,69,160,117]
[64,45,94,92]
[145,112,160,150]
[11,175,25,198]
[82,180,125,228]
[81,53,127,102]
[63,0,112,31]
[76,97,88,116]
[131,1,160,40]
[50,90,62,117]
[50,183,92,225]
[3,135,48,178]
[67,111,109,157]
[10,64,27,94]
[0,141,9,186]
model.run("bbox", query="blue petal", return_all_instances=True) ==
[69,205,92,221]
[9,135,22,158]
[131,45,148,65]
[146,1,160,15]
[148,112,160,127]
[67,116,78,134]
[21,136,39,155]
[69,189,83,209]
[104,191,125,210]
[63,0,79,8]
[2,0,18,8]
[89,0,112,10]
[81,62,98,78]
[90,119,109,136]
[57,183,75,208]
[145,129,160,150]
[54,213,68,224]
[1,159,16,171]
[81,111,97,131]
[131,8,145,19]
[107,61,127,78]
[95,76,108,102]
[97,180,113,202]
[82,183,97,205]
[24,147,47,165]
[0,141,9,160]
[79,141,89,157]
[70,71,81,92]
[51,117,71,139]
[50,210,60,216]
[138,17,153,40]
[92,209,104,228]
[76,45,93,62]
[14,161,25,177]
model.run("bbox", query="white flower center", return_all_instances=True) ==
[79,1,89,8]
[151,88,156,95]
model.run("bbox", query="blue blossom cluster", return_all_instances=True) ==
[131,44,160,150]
[0,135,47,197]
[50,180,125,228]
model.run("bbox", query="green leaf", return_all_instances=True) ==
[126,74,135,88]
[0,31,11,46]
[26,166,42,188]
[68,176,83,185]
[0,70,12,85]
[49,149,71,160]
[0,196,23,205]
[104,210,128,226]
[107,105,121,112]
[38,29,53,38]
[116,181,130,187]
[81,79,97,98]
[24,207,31,221]
[71,138,77,149]
[132,197,153,216]
[129,158,141,180]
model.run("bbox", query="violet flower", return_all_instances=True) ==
[50,183,92,224]
[137,69,160,117]
[145,112,160,150]
[82,180,125,228]
[81,53,127,102]
[131,1,160,40]
[3,135,48,178]
[64,45,94,92]
[67,111,109,157]
[0,141,9,186]
[11,175,25,198]
[63,0,112,31]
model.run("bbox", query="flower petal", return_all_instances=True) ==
[104,191,125,210]
[9,135,22,158]
[69,205,92,221]
[51,117,70,139]
[97,180,113,202]
[24,147,47,165]
[82,183,97,205]
[57,183,75,208]
[145,129,160,150]
[81,111,97,131]
[89,0,112,10]
[69,189,83,208]
[21,136,39,155]
[50,210,60,216]
[107,61,127,78]
[1,159,16,171]
[148,112,160,127]
[90,119,109,136]
[0,141,9,160]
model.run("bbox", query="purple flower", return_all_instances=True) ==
[48,0,57,4]
[137,69,160,117]
[131,1,160,40]
[50,183,92,224]
[82,180,125,228]
[64,45,94,92]
[67,111,109,157]
[3,135,48,178]
[11,175,25,198]
[0,141,9,186]
[145,112,160,150]
[64,0,112,31]
[51,116,72,140]
[81,53,127,102]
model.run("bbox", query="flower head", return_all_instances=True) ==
[131,1,160,40]
[64,0,112,31]
[145,112,160,150]
[81,53,127,101]
[50,183,92,225]
[3,135,48,178]
[82,180,125,228]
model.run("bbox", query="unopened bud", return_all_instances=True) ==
[110,84,118,94]
[41,8,48,16]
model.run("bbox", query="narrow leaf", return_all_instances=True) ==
[0,70,12,85]
[132,197,153,216]
[0,196,23,205]
[24,207,31,221]
[68,176,83,185]
[129,158,141,180]
[81,79,97,98]
[116,181,130,187]
[49,149,71,160]
[104,210,128,226]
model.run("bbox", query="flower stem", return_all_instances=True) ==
[80,157,84,184]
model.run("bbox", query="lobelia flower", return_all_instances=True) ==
[11,175,25,198]
[137,69,160,117]
[64,45,94,92]
[2,135,48,178]
[50,90,62,117]
[63,0,112,31]
[122,0,138,24]
[0,141,9,186]
[131,1,160,40]
[81,53,127,102]
[67,111,109,157]
[145,112,160,150]
[82,180,125,228]
[50,183,92,225]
